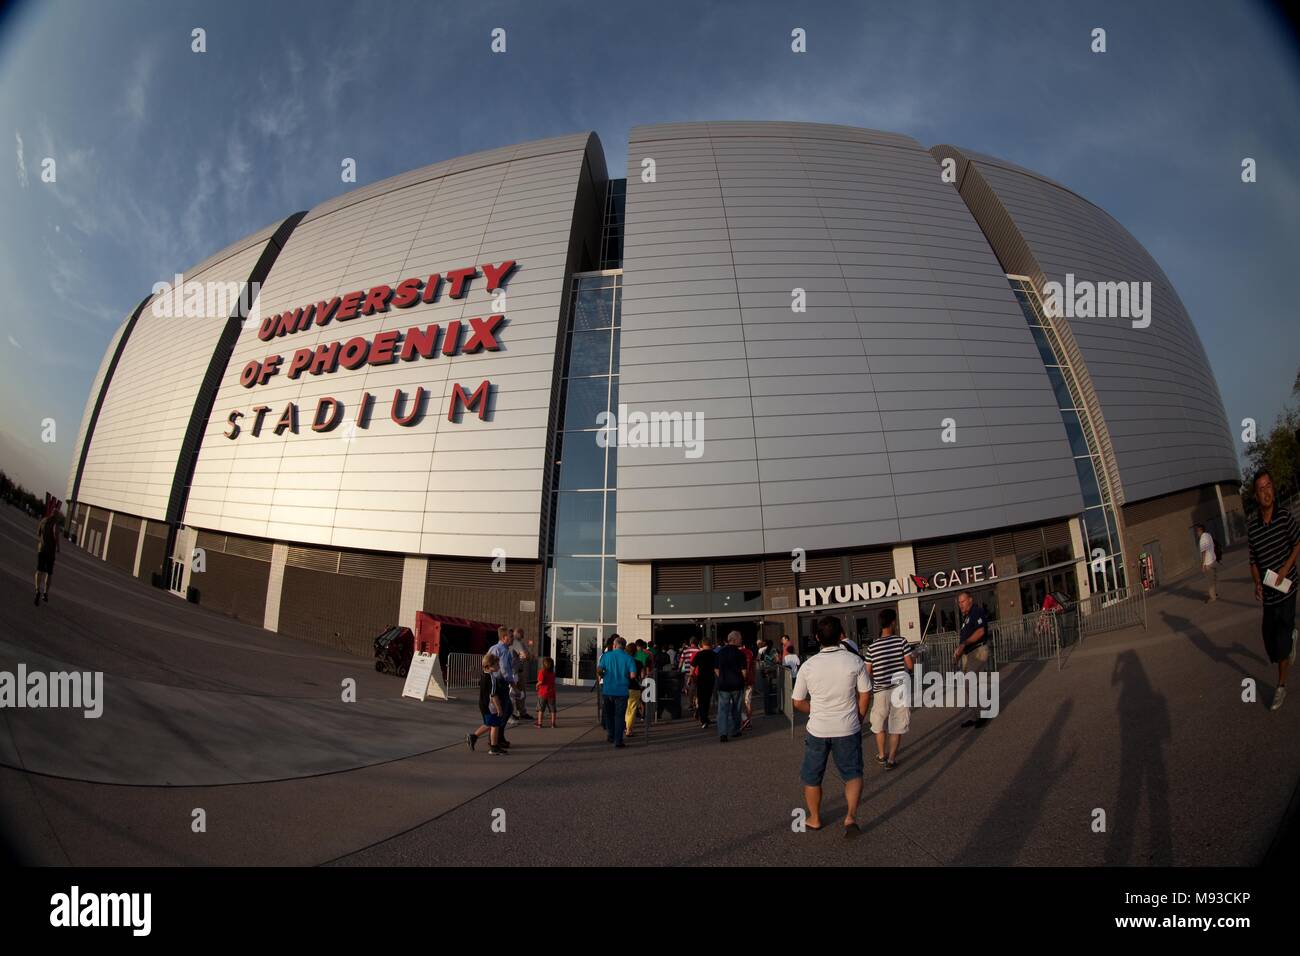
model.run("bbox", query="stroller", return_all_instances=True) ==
[373,625,415,678]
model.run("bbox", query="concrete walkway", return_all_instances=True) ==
[1,506,1296,865]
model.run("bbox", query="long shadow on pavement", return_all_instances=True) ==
[1104,649,1173,864]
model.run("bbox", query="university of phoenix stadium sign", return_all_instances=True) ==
[223,260,516,440]
[797,561,998,608]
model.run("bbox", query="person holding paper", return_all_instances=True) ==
[1246,469,1300,711]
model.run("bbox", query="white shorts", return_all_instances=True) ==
[869,689,910,735]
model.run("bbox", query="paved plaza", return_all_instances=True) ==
[1,507,1296,866]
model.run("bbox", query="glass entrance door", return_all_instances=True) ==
[550,623,600,685]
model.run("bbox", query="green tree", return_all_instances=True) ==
[1242,368,1300,510]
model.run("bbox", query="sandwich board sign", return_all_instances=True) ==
[402,653,450,702]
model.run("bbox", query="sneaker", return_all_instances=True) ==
[720,735,729,743]
[466,732,477,752]
[875,754,887,765]
[41,591,48,604]
[1271,686,1287,711]
[498,739,511,749]
[885,759,897,771]
[614,742,626,749]
[33,592,40,606]
[507,717,519,727]
[488,747,505,756]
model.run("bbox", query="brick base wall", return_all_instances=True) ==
[278,566,402,658]
[106,524,137,574]
[192,550,269,626]
[1123,484,1223,586]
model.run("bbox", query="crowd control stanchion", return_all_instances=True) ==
[786,668,795,741]
[641,677,656,744]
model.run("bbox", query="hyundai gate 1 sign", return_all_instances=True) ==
[798,562,998,608]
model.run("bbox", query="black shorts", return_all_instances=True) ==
[36,551,56,575]
[1261,595,1297,663]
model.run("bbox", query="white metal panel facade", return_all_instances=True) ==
[74,235,274,521]
[960,150,1239,503]
[616,122,1083,561]
[65,315,130,501]
[184,133,596,560]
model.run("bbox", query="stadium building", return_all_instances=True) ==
[65,122,1244,681]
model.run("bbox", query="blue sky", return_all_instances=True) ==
[1,0,1297,495]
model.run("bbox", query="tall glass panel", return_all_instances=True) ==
[1010,278,1127,593]
[544,272,623,654]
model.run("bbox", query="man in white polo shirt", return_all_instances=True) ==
[792,616,870,837]
[1195,523,1218,603]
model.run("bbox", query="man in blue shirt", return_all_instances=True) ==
[952,591,993,728]
[597,635,639,748]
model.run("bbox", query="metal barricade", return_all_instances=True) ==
[444,652,483,689]
[1072,586,1147,639]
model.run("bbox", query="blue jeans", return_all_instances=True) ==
[603,694,628,745]
[716,689,742,737]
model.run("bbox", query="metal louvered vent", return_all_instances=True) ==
[954,535,993,567]
[711,562,760,591]
[339,551,404,581]
[426,558,536,590]
[113,513,142,533]
[655,564,705,592]
[287,544,341,573]
[798,555,844,587]
[763,558,795,589]
[914,543,951,573]
[224,534,273,562]
[1042,522,1072,548]
[993,533,1015,557]
[849,550,893,579]
[1013,529,1045,555]
[196,530,227,552]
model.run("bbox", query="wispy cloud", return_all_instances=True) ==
[7,335,20,349]
[15,130,27,187]
[123,49,156,123]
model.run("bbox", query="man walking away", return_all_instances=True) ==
[1247,470,1300,710]
[952,592,993,728]
[691,638,717,729]
[865,609,914,769]
[1196,522,1218,603]
[597,635,638,748]
[680,637,700,716]
[792,616,869,837]
[511,628,533,720]
[34,502,61,606]
[715,631,747,742]
[487,627,518,747]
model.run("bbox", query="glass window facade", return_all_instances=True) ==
[1010,277,1127,594]
[544,273,621,629]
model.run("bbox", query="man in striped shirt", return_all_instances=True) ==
[1247,469,1300,711]
[865,609,915,770]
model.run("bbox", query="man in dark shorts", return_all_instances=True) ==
[34,504,61,606]
[1246,469,1300,711]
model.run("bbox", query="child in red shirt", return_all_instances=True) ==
[536,656,558,727]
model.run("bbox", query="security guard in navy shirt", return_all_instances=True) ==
[952,591,992,728]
